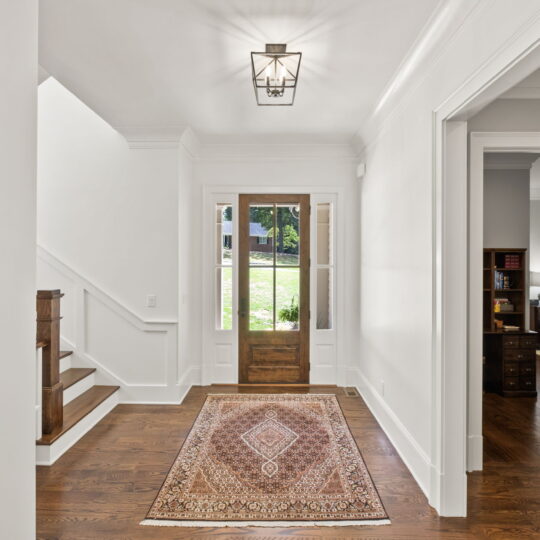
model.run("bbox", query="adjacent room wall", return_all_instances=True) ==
[484,169,530,249]
[484,168,531,325]
[0,2,38,538]
[531,199,540,299]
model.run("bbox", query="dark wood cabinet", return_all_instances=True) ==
[484,332,537,397]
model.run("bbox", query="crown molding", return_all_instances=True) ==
[179,127,201,158]
[114,124,188,149]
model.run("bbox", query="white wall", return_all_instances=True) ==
[355,0,540,510]
[531,199,540,299]
[195,146,358,386]
[38,78,179,319]
[0,1,38,538]
[37,78,183,402]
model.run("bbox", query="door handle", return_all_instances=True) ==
[239,297,248,317]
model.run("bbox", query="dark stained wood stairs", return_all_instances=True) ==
[36,291,120,464]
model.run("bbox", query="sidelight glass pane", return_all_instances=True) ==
[276,267,300,331]
[216,267,232,330]
[317,203,331,265]
[249,267,274,331]
[316,268,332,329]
[249,205,274,265]
[276,204,300,266]
[216,204,232,265]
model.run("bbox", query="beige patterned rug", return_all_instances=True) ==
[141,394,389,527]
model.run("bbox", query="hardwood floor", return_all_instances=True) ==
[37,377,540,539]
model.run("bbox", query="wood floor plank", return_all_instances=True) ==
[37,377,540,539]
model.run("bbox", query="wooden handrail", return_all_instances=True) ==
[36,290,64,434]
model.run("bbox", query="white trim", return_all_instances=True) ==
[37,245,182,403]
[114,124,187,149]
[36,390,119,466]
[62,371,95,405]
[349,367,431,498]
[140,519,391,528]
[531,186,540,200]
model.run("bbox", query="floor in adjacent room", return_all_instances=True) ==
[37,378,540,539]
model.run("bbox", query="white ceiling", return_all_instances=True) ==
[39,0,440,139]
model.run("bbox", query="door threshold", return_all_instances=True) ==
[211,384,338,387]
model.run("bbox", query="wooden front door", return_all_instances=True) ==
[239,194,310,383]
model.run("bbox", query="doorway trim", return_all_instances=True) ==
[468,131,540,471]
[432,38,540,516]
[201,185,343,388]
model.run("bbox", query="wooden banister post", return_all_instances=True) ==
[37,290,64,434]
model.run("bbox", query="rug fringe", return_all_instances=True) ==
[140,519,391,528]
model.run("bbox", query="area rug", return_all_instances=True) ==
[141,394,389,527]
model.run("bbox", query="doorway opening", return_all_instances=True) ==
[238,194,310,384]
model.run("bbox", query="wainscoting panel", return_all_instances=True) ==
[37,246,184,403]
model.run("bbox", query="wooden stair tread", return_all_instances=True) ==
[59,350,73,359]
[37,385,119,446]
[60,368,96,390]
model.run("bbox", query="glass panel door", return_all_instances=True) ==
[239,194,310,384]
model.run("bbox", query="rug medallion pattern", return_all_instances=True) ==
[145,394,388,524]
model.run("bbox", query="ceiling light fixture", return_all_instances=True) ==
[251,44,301,106]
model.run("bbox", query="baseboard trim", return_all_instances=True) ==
[349,367,431,499]
[467,434,483,472]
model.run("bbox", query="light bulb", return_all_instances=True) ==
[279,65,286,84]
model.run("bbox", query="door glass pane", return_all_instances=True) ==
[317,203,330,265]
[216,204,232,265]
[276,267,300,331]
[216,267,232,330]
[249,205,274,265]
[316,268,332,329]
[276,204,300,266]
[249,267,274,331]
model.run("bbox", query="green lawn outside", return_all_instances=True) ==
[219,251,300,331]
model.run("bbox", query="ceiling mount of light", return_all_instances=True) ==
[251,44,302,106]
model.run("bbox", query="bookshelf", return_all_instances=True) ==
[483,248,527,333]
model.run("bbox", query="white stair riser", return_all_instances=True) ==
[63,373,95,406]
[59,355,71,373]
[36,391,119,466]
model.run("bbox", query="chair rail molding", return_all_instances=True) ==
[36,245,194,404]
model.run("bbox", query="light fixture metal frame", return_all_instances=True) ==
[251,43,302,106]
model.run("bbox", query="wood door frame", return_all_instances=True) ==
[238,194,310,383]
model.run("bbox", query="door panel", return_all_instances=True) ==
[239,194,310,383]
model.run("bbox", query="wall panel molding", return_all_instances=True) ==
[37,246,185,403]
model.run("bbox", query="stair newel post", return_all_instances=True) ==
[37,290,64,434]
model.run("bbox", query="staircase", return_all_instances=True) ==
[35,290,119,465]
